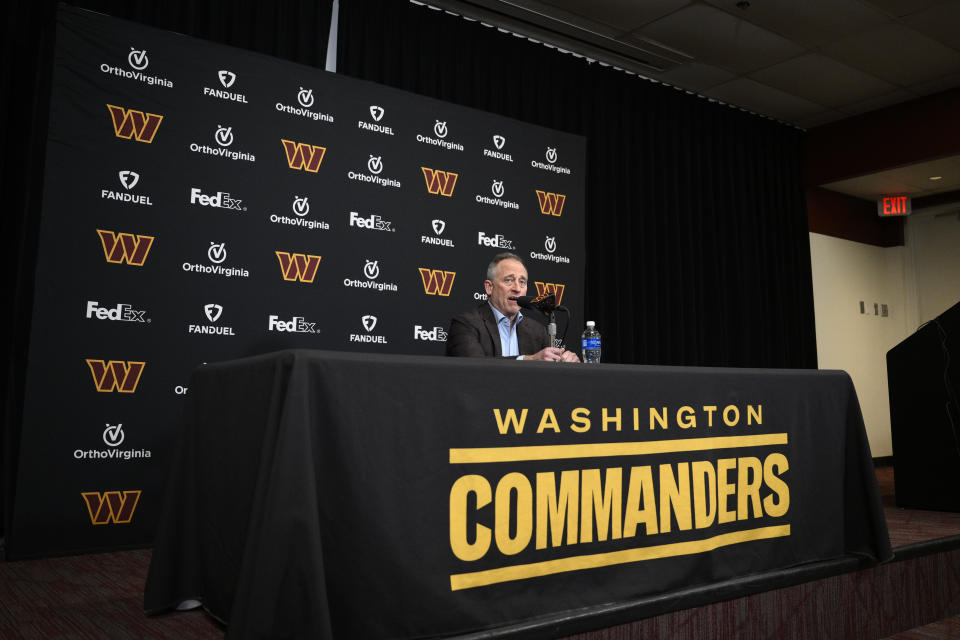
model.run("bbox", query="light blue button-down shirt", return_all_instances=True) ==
[489,302,523,358]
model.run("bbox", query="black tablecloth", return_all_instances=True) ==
[144,350,892,639]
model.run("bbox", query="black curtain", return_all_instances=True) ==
[1,0,333,543]
[337,0,817,370]
[2,0,816,542]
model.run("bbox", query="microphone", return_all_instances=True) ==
[510,293,557,313]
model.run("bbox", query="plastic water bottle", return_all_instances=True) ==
[582,321,601,363]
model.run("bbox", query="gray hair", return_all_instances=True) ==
[486,252,525,281]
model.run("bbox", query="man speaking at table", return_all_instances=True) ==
[445,252,579,362]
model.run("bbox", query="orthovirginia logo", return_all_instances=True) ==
[276,87,334,123]
[86,360,145,393]
[107,105,162,143]
[532,146,572,174]
[282,139,326,172]
[529,235,571,264]
[348,154,401,188]
[536,190,566,216]
[268,195,329,231]
[190,125,256,162]
[421,167,458,196]
[74,423,152,462]
[419,268,456,296]
[203,69,248,103]
[101,170,152,206]
[483,134,513,162]
[343,259,399,293]
[99,48,173,87]
[276,251,322,283]
[97,229,153,266]
[182,242,250,278]
[417,119,464,152]
[476,179,519,210]
[82,491,140,524]
[422,218,455,248]
[534,282,566,305]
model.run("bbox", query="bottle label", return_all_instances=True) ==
[582,338,601,349]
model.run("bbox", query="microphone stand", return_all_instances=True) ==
[547,309,557,348]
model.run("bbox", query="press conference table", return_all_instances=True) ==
[144,350,892,639]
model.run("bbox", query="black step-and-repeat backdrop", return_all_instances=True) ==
[9,6,584,559]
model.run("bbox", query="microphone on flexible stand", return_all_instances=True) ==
[510,294,569,347]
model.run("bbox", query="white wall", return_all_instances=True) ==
[809,211,960,459]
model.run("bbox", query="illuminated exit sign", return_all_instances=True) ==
[877,195,911,217]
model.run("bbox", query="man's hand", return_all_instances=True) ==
[527,347,580,362]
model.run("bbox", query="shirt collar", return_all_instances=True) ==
[488,302,523,326]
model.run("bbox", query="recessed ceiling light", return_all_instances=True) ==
[929,176,943,181]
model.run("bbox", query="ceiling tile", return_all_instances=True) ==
[861,0,949,18]
[794,109,850,129]
[902,2,960,51]
[821,155,960,199]
[652,62,737,91]
[702,0,892,47]
[534,0,691,32]
[749,53,896,107]
[822,23,960,86]
[836,88,918,116]
[701,77,825,122]
[635,3,806,73]
[907,69,960,95]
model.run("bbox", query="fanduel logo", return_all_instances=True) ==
[107,104,162,143]
[97,229,153,266]
[268,314,319,333]
[536,190,566,216]
[282,139,326,172]
[86,301,148,323]
[350,314,388,344]
[82,490,140,525]
[483,133,513,162]
[535,282,566,305]
[421,218,454,248]
[202,69,248,103]
[358,105,394,135]
[190,187,246,212]
[276,251,322,282]
[421,167,458,196]
[414,325,448,342]
[477,231,514,249]
[349,210,394,232]
[419,268,456,296]
[101,171,152,206]
[86,360,145,393]
[188,303,235,336]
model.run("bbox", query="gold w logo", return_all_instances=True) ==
[534,282,565,305]
[81,491,141,524]
[276,251,322,282]
[106,105,162,143]
[535,190,566,216]
[281,139,326,172]
[97,230,153,266]
[418,268,456,296]
[86,360,146,393]
[421,167,458,196]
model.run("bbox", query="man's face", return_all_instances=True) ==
[485,258,527,317]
